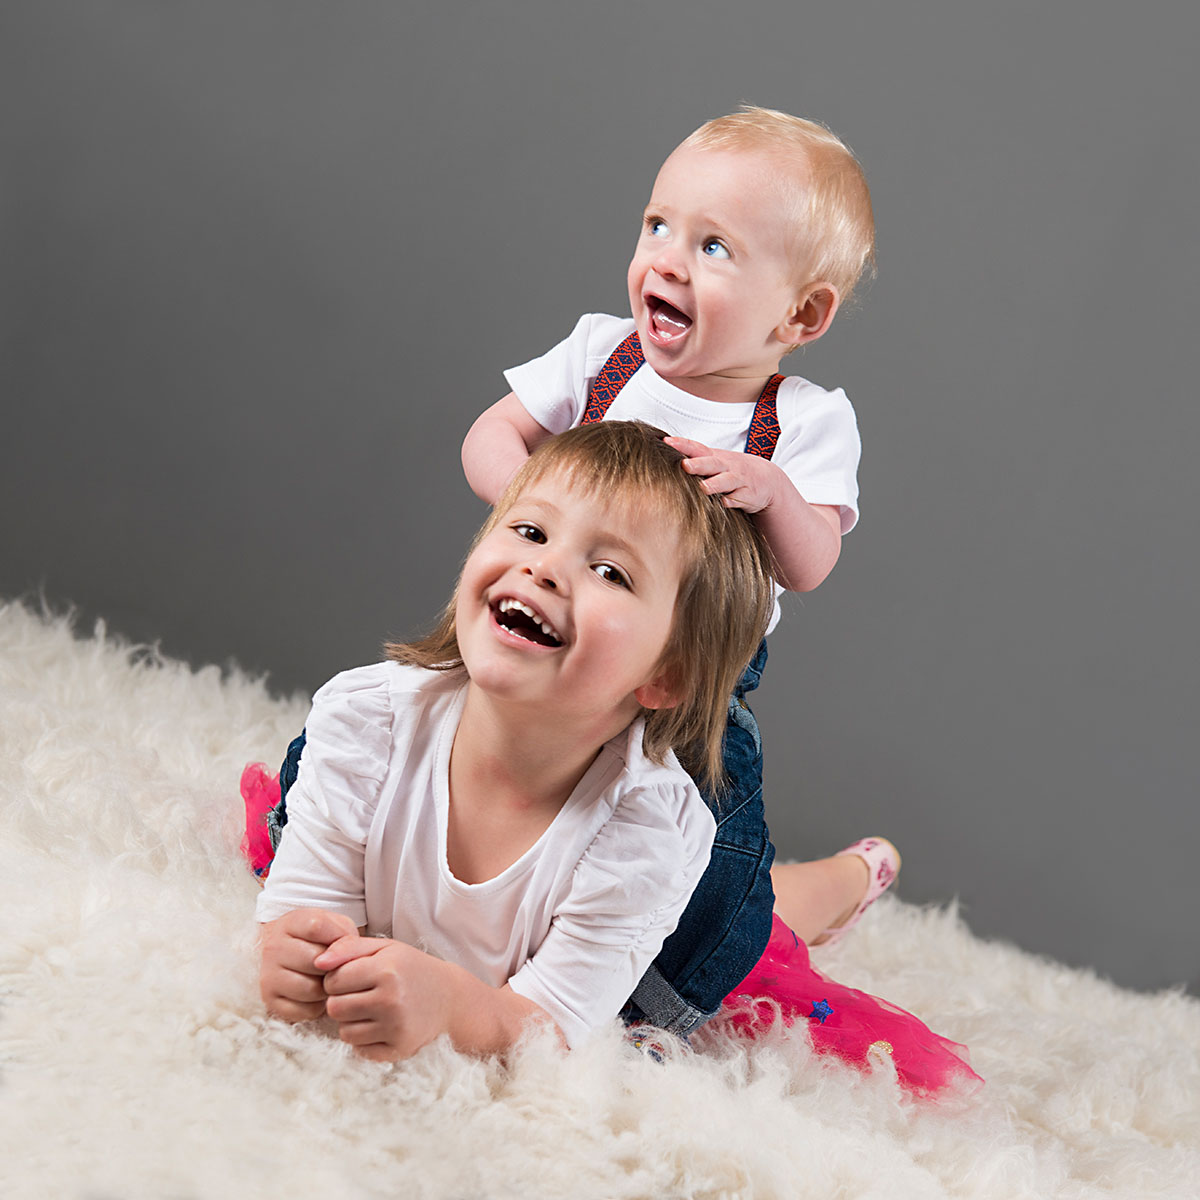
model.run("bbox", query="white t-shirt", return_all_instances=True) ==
[257,662,715,1049]
[504,313,862,631]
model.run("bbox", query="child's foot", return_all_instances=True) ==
[811,837,900,947]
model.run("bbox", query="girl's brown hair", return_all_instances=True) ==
[386,421,775,793]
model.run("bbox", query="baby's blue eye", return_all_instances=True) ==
[647,218,669,238]
[593,563,630,589]
[702,239,730,259]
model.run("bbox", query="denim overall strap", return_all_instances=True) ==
[584,332,784,460]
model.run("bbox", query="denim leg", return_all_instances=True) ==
[266,729,307,854]
[626,643,775,1036]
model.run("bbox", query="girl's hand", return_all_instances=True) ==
[316,936,454,1061]
[664,436,784,513]
[259,908,360,1022]
[315,935,557,1061]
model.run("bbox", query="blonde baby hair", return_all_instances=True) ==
[681,105,876,306]
[387,421,775,793]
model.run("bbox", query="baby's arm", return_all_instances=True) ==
[313,933,559,1061]
[461,393,554,505]
[664,435,842,592]
[259,908,361,1021]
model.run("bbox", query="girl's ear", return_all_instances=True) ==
[777,282,840,348]
[634,672,680,711]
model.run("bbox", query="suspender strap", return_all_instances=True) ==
[584,331,784,460]
[582,332,644,425]
[744,373,783,460]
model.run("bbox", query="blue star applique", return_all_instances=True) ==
[808,999,833,1025]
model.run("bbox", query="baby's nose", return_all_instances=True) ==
[652,244,688,282]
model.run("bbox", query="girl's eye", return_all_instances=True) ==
[702,239,730,259]
[647,218,669,238]
[512,522,546,544]
[593,563,631,589]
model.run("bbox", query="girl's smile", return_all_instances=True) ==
[491,595,564,648]
[455,470,684,728]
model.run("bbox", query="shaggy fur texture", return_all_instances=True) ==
[1,601,1197,1199]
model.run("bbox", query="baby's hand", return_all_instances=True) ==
[665,436,784,514]
[259,908,360,1023]
[315,936,453,1061]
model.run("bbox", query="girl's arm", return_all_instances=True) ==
[313,934,561,1060]
[664,435,842,592]
[461,393,554,505]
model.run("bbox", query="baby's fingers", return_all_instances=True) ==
[680,455,728,480]
[663,434,713,456]
[696,471,740,496]
[708,479,762,510]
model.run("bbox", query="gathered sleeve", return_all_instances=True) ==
[502,313,631,434]
[775,382,862,533]
[255,665,394,927]
[507,776,715,1049]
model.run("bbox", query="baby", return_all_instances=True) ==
[461,107,888,1036]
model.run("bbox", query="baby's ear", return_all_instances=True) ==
[778,282,840,348]
[634,672,681,711]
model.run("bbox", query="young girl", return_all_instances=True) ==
[246,422,978,1091]
[248,420,776,1057]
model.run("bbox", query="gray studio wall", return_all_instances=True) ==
[3,3,1197,995]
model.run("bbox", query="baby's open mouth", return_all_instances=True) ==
[494,598,564,647]
[647,296,692,340]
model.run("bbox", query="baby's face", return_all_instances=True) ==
[627,144,807,394]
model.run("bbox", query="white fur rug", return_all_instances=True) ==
[1,602,1197,1200]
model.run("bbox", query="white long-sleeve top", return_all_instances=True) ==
[257,662,715,1048]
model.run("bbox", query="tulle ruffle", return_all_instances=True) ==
[722,914,982,1096]
[239,763,280,879]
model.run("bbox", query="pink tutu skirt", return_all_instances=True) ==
[721,915,982,1096]
[239,763,281,879]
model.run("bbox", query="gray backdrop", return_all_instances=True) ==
[3,2,1197,995]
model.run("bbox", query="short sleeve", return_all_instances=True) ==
[255,665,395,926]
[502,313,633,434]
[508,776,715,1048]
[774,380,862,533]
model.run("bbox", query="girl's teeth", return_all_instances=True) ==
[498,598,560,641]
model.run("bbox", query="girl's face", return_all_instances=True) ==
[455,471,685,732]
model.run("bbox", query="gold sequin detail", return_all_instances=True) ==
[868,1040,894,1056]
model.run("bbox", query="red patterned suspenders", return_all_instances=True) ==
[582,332,645,424]
[744,373,783,460]
[581,331,784,459]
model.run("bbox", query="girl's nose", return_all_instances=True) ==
[522,559,565,593]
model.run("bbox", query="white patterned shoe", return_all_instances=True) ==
[815,837,901,947]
